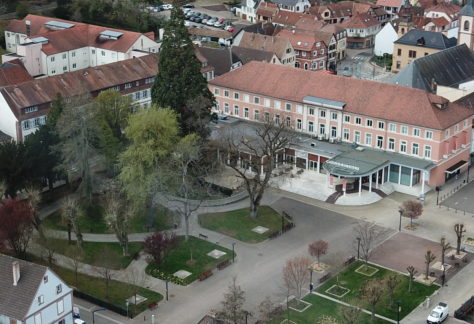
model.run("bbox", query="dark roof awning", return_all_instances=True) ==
[445,160,467,174]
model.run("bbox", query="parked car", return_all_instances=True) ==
[74,320,86,324]
[342,66,352,77]
[162,3,173,10]
[153,6,162,12]
[214,21,223,28]
[183,3,195,8]
[202,19,208,24]
[218,17,225,23]
[194,17,202,23]
[183,8,192,13]
[207,19,216,26]
[427,302,449,324]
[226,26,234,32]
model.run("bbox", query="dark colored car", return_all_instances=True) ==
[183,3,195,8]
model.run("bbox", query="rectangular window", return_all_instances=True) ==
[244,107,249,118]
[376,136,383,148]
[343,128,349,140]
[71,51,76,57]
[320,110,326,118]
[426,131,433,139]
[254,97,260,104]
[38,295,44,305]
[145,77,154,84]
[92,49,96,54]
[319,124,325,135]
[397,48,401,56]
[50,56,55,62]
[135,92,141,100]
[275,114,280,124]
[309,107,315,115]
[445,129,450,138]
[355,117,361,125]
[424,145,431,158]
[234,92,240,100]
[297,119,302,130]
[286,116,291,127]
[63,66,67,71]
[408,50,417,58]
[57,299,64,314]
[62,53,66,59]
[264,112,270,122]
[389,123,396,132]
[23,120,30,130]
[72,63,76,68]
[223,90,229,97]
[308,121,314,132]
[401,126,408,134]
[101,50,105,56]
[244,94,250,103]
[224,103,229,113]
[365,133,372,145]
[264,98,270,107]
[24,106,38,114]
[388,138,395,150]
[354,131,361,143]
[296,105,302,114]
[254,110,259,120]
[142,90,148,98]
[331,112,338,120]
[274,100,281,110]
[378,121,384,129]
[125,83,132,89]
[34,313,42,324]
[413,128,420,136]
[286,103,291,111]
[412,143,419,155]
[233,105,239,116]
[400,140,407,153]
[366,119,373,127]
[331,126,337,137]
[344,115,350,123]
[455,124,459,133]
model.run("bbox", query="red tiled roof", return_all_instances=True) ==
[341,12,381,28]
[376,0,403,8]
[276,28,325,50]
[426,2,460,16]
[272,11,311,26]
[431,16,450,27]
[7,14,150,55]
[0,60,33,87]
[238,32,292,59]
[209,61,472,130]
[257,2,279,18]
[294,17,326,31]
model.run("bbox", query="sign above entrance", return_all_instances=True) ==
[325,160,360,171]
[296,150,307,159]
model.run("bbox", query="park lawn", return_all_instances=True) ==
[317,261,439,320]
[271,294,390,324]
[44,239,143,270]
[26,254,162,317]
[198,206,289,243]
[42,204,174,234]
[146,236,234,285]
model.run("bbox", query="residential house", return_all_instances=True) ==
[390,44,474,101]
[374,22,399,55]
[236,0,261,22]
[376,0,404,18]
[256,2,280,22]
[341,12,383,48]
[270,0,310,13]
[270,10,311,27]
[0,254,73,324]
[276,29,328,70]
[0,59,33,87]
[319,23,347,61]
[233,32,296,66]
[392,29,457,72]
[3,15,160,77]
[232,46,282,65]
[424,2,460,30]
[307,1,388,25]
[232,22,277,45]
[209,61,473,195]
[458,0,474,51]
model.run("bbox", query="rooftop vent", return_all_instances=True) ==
[30,36,49,45]
[12,261,20,286]
[99,30,124,40]
[416,37,425,46]
[45,21,75,30]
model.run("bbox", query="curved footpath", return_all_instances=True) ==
[34,185,474,324]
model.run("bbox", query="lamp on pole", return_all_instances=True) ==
[397,300,401,324]
[232,242,236,263]
[356,237,361,260]
[398,208,404,232]
[435,186,441,206]
[92,308,106,324]
[125,300,129,318]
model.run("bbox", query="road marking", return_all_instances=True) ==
[74,304,125,324]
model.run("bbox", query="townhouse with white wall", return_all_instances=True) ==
[3,15,160,77]
[0,254,73,324]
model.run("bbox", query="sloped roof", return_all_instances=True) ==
[232,46,276,64]
[390,44,474,92]
[238,32,291,59]
[1,54,158,117]
[256,2,279,17]
[341,12,381,28]
[0,60,33,86]
[459,0,474,16]
[197,47,237,76]
[376,0,404,8]
[271,0,302,7]
[209,61,473,130]
[276,29,323,50]
[0,254,47,320]
[394,29,457,49]
[272,11,310,25]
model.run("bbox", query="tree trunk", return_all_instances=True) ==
[425,263,429,280]
[249,200,258,218]
[67,223,72,244]
[371,305,376,324]
[408,278,412,293]
[457,237,462,254]
[184,215,190,242]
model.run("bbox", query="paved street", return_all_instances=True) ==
[336,49,394,82]
[441,176,474,214]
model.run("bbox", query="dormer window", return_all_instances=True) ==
[202,61,208,67]
[56,284,62,294]
[38,295,44,305]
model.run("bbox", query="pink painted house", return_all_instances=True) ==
[208,61,473,197]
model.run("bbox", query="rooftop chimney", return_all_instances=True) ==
[26,20,31,36]
[12,261,20,286]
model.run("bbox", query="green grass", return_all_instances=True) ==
[271,294,388,324]
[198,206,289,243]
[42,204,174,234]
[25,254,162,317]
[146,236,234,285]
[42,239,143,269]
[317,261,438,320]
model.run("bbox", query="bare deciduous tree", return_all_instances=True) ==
[440,237,451,266]
[218,277,246,324]
[308,240,328,265]
[217,120,293,218]
[359,278,386,324]
[25,186,43,238]
[339,304,362,324]
[406,265,418,293]
[94,246,119,299]
[317,315,338,324]
[283,255,312,304]
[400,200,423,228]
[386,274,401,307]
[454,224,466,255]
[354,222,383,269]
[66,251,83,287]
[61,196,83,248]
[424,250,436,280]
[125,268,148,315]
[258,296,282,323]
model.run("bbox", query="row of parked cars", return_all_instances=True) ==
[146,3,174,12]
[184,9,234,31]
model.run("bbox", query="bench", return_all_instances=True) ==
[344,256,356,266]
[199,233,208,239]
[319,272,331,283]
[148,302,158,310]
[199,270,213,281]
[217,259,231,270]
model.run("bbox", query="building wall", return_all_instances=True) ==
[391,43,440,72]
[25,269,73,324]
[458,15,474,51]
[374,23,398,55]
[0,93,19,140]
[209,83,473,187]
[4,31,28,52]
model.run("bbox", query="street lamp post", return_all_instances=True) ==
[356,237,361,260]
[309,267,314,292]
[441,265,446,287]
[151,314,155,324]
[435,186,441,205]
[125,300,129,318]
[397,300,401,324]
[232,242,236,263]
[92,308,106,324]
[398,208,403,232]
[165,279,170,301]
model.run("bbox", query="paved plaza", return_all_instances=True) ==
[441,179,474,214]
